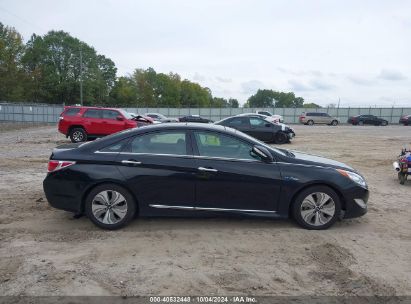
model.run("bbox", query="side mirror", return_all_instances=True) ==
[116,115,124,121]
[251,145,273,163]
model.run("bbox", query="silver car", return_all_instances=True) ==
[299,112,339,126]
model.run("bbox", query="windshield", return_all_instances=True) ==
[118,109,134,119]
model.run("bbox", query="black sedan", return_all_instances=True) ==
[347,115,388,126]
[215,114,294,144]
[399,115,411,126]
[179,115,213,123]
[43,123,368,230]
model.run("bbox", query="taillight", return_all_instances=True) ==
[47,160,76,172]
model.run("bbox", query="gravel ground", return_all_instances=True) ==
[0,124,410,296]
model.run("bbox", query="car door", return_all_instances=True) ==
[82,109,103,135]
[248,117,274,141]
[101,109,126,134]
[224,117,250,133]
[192,130,282,212]
[115,130,197,214]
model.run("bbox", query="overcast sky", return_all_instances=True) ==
[1,0,410,106]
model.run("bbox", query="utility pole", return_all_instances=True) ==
[79,48,83,106]
[337,97,341,108]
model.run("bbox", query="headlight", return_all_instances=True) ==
[336,169,367,188]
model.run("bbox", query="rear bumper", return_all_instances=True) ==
[43,172,83,214]
[342,186,369,219]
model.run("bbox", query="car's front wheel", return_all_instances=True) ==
[69,127,87,143]
[274,132,288,144]
[331,120,338,126]
[292,186,341,230]
[85,184,136,230]
[381,121,388,126]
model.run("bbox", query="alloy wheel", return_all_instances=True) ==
[91,190,128,224]
[300,192,335,226]
[72,131,84,142]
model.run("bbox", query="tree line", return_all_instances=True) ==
[0,22,321,108]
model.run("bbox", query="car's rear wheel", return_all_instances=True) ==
[85,184,136,230]
[331,120,338,126]
[292,186,341,230]
[274,132,288,144]
[358,121,364,126]
[307,120,314,126]
[69,127,87,143]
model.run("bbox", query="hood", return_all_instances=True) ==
[286,150,354,171]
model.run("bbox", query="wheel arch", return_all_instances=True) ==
[80,180,140,215]
[68,125,87,135]
[287,182,346,217]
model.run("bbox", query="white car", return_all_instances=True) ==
[255,110,283,123]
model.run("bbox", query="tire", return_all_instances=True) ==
[398,173,406,185]
[274,132,288,144]
[358,121,364,126]
[69,127,87,143]
[307,120,314,126]
[381,121,388,126]
[331,120,338,126]
[85,183,137,230]
[292,186,341,230]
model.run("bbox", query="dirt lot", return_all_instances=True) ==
[0,123,410,296]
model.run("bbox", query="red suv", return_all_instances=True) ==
[58,106,153,143]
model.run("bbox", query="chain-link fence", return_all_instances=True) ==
[0,102,410,124]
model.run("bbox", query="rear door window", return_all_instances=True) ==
[227,117,249,127]
[83,109,101,118]
[250,117,267,127]
[128,131,187,155]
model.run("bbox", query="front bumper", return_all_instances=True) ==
[342,186,369,219]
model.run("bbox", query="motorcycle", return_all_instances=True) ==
[393,148,411,185]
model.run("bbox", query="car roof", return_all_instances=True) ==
[236,113,266,118]
[65,106,122,112]
[83,122,257,151]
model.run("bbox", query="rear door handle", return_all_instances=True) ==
[121,160,142,165]
[198,167,218,172]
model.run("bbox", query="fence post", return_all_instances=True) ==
[391,106,394,123]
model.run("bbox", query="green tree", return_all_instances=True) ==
[0,23,26,101]
[247,89,276,107]
[303,102,322,108]
[22,30,116,104]
[228,98,239,108]
[247,89,305,108]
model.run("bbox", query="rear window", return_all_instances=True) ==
[63,108,81,116]
[83,109,101,118]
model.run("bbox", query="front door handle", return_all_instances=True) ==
[121,160,142,165]
[198,167,218,173]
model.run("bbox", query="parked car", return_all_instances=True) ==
[58,106,153,143]
[347,115,388,126]
[145,113,178,123]
[255,110,283,123]
[399,114,411,126]
[44,123,368,230]
[215,114,294,144]
[128,113,157,124]
[299,112,339,126]
[179,115,213,123]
